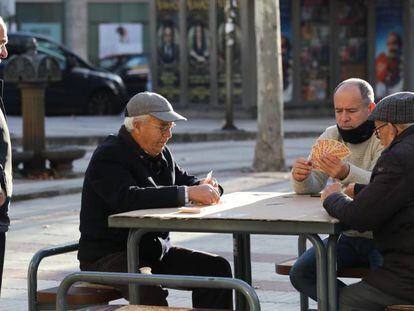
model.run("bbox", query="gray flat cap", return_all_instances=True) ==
[125,92,186,122]
[368,92,414,124]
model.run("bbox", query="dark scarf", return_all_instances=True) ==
[337,120,375,144]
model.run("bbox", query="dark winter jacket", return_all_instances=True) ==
[323,124,414,302]
[0,80,12,233]
[78,126,200,263]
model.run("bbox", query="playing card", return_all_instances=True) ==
[309,139,351,171]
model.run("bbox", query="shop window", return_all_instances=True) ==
[300,0,330,102]
[337,0,368,81]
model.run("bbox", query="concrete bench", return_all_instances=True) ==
[56,271,261,311]
[42,147,86,176]
[28,242,122,311]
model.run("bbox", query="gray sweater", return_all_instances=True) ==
[291,125,384,237]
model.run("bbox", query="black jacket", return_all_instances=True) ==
[78,126,200,263]
[324,125,414,302]
[0,80,12,233]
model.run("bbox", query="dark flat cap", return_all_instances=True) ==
[125,92,186,122]
[368,92,414,124]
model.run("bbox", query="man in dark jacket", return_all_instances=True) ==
[321,92,414,310]
[78,92,232,309]
[0,16,12,296]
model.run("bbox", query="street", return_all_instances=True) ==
[2,137,320,310]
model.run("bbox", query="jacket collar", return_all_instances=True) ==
[388,124,414,149]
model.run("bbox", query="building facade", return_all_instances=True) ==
[10,0,414,116]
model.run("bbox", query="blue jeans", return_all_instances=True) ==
[289,235,383,302]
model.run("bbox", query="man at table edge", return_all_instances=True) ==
[289,78,384,302]
[322,91,414,310]
[78,91,232,309]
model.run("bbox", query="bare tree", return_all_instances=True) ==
[253,0,285,171]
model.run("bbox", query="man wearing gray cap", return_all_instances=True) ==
[78,92,232,308]
[321,92,414,309]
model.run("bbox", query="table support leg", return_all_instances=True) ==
[233,233,252,310]
[306,234,328,311]
[298,235,309,311]
[127,229,148,305]
[327,234,339,311]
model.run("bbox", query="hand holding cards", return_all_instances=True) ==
[310,139,351,171]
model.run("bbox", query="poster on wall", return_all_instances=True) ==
[98,23,143,58]
[217,0,242,106]
[156,0,180,103]
[187,0,210,104]
[280,0,292,103]
[20,23,62,43]
[375,0,403,99]
[300,0,330,102]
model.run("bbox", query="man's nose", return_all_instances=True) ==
[0,47,8,59]
[163,128,173,138]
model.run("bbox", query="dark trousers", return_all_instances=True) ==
[339,280,413,311]
[0,232,5,296]
[290,235,383,302]
[80,246,233,309]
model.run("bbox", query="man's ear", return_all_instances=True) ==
[368,102,376,112]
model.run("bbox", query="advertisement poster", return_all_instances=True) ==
[156,0,180,103]
[20,23,62,43]
[280,0,292,103]
[337,0,368,81]
[300,0,330,102]
[98,23,143,58]
[217,0,242,106]
[187,0,210,104]
[375,0,403,99]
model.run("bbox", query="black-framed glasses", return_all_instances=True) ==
[374,123,387,139]
[146,121,176,134]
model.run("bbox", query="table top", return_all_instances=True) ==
[108,192,342,235]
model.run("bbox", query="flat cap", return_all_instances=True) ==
[125,92,186,122]
[368,92,414,124]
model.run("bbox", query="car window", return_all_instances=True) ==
[100,57,120,71]
[36,38,67,70]
[124,55,148,69]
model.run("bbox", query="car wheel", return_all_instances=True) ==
[88,90,117,115]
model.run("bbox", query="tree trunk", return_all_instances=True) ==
[253,0,285,172]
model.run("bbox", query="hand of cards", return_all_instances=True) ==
[309,139,351,171]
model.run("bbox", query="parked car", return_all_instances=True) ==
[0,32,128,115]
[99,53,151,98]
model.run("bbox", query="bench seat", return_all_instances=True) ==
[275,258,369,278]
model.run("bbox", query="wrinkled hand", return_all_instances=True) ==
[188,184,220,205]
[292,158,312,182]
[321,182,342,202]
[318,153,350,180]
[199,177,219,189]
[343,183,355,198]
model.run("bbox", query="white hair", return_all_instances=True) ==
[124,115,150,132]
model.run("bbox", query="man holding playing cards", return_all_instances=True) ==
[78,92,232,309]
[289,78,384,302]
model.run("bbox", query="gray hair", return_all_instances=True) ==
[124,115,150,132]
[334,78,374,106]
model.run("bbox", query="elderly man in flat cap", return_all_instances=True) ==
[78,92,232,309]
[321,92,414,310]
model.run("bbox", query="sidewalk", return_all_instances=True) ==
[8,116,333,201]
[8,115,333,146]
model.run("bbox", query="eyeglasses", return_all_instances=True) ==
[374,123,387,139]
[145,121,176,134]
